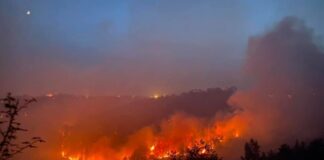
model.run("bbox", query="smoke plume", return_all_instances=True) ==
[230,16,324,149]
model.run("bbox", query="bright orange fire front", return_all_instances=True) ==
[60,114,246,160]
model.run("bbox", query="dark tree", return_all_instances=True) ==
[0,93,44,160]
[242,138,324,160]
[241,139,260,160]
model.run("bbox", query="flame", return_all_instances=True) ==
[234,131,240,138]
[200,148,207,154]
[61,151,66,157]
[61,151,84,160]
[150,144,155,153]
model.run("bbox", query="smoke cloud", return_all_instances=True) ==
[230,16,324,149]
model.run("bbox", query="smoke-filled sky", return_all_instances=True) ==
[0,0,323,96]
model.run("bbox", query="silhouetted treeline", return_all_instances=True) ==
[142,138,324,160]
[242,138,324,160]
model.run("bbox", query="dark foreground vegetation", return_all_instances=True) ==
[0,93,44,160]
[241,138,324,160]
[143,138,324,160]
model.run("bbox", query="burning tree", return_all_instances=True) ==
[0,93,44,160]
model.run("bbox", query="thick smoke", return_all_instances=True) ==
[230,17,324,148]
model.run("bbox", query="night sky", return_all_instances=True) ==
[0,0,323,96]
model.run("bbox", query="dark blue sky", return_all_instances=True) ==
[0,0,323,96]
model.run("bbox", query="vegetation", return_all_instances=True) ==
[242,138,324,160]
[0,93,44,160]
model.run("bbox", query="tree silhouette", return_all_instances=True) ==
[241,139,260,160]
[0,93,44,160]
[242,138,324,160]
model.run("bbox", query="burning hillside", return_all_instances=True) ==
[59,113,246,160]
[13,88,240,160]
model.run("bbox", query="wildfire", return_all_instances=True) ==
[59,114,246,160]
[61,151,83,160]
[61,149,88,160]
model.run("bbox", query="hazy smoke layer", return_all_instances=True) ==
[230,17,324,148]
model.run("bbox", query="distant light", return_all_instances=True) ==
[26,10,31,15]
[152,94,160,99]
[46,93,54,98]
